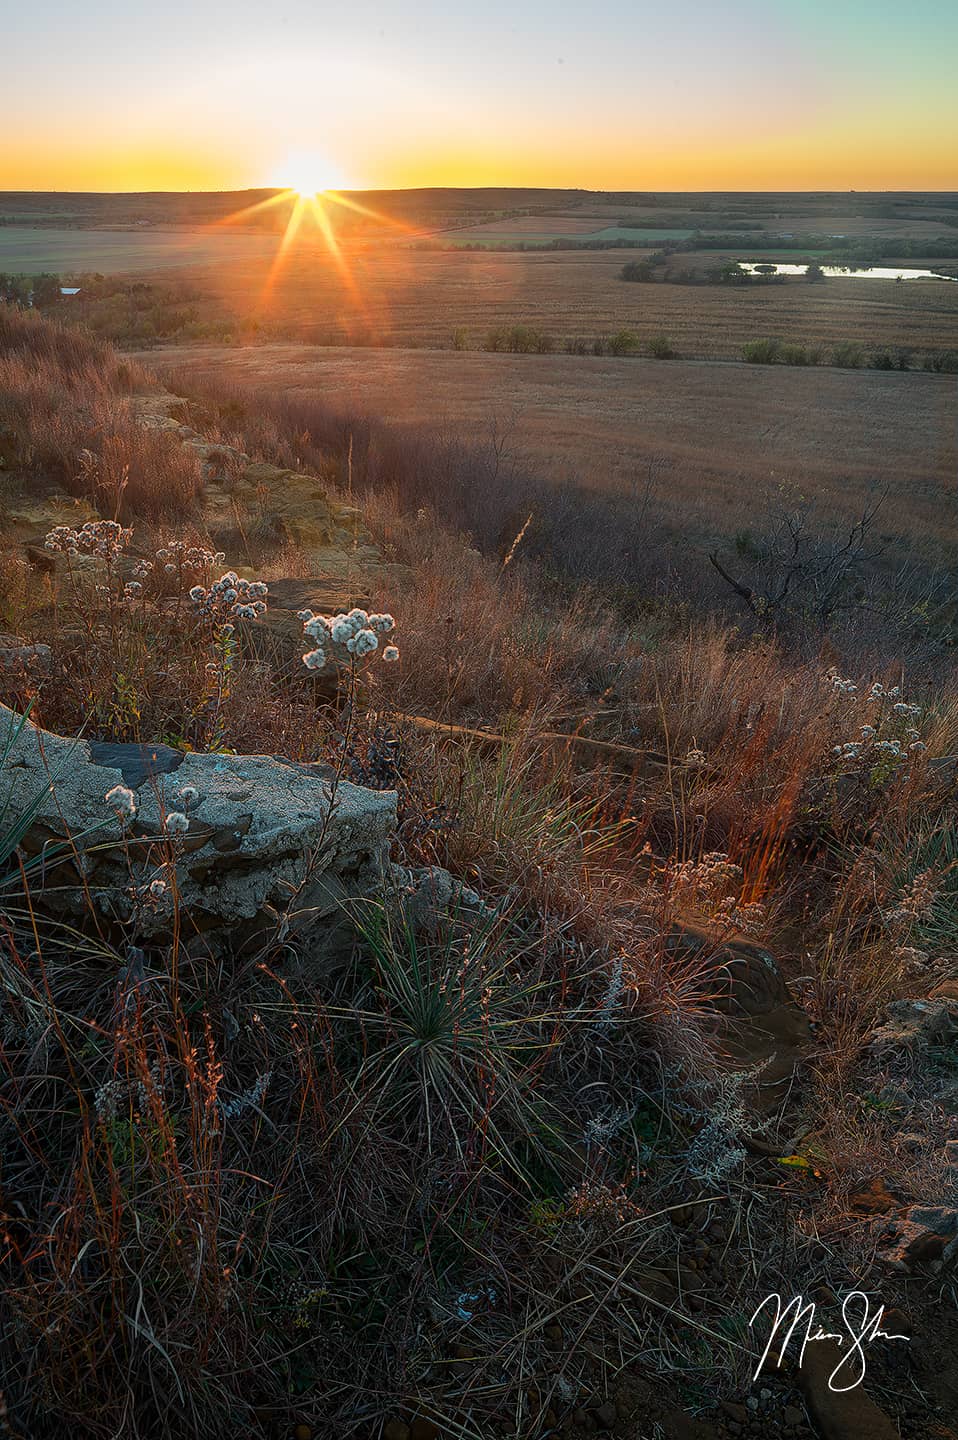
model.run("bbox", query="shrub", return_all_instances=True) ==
[780,344,810,366]
[485,324,553,354]
[647,333,675,359]
[804,263,826,282]
[833,341,865,368]
[742,338,781,364]
[606,328,640,357]
[923,350,958,373]
[869,349,911,371]
[0,307,200,518]
[619,259,654,282]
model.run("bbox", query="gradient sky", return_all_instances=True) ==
[5,0,957,192]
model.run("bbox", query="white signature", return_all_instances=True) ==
[749,1292,909,1392]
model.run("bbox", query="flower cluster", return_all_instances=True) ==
[681,1067,755,1185]
[155,541,224,575]
[882,868,940,935]
[45,519,132,562]
[830,675,927,781]
[670,852,744,916]
[220,1070,272,1122]
[105,783,137,822]
[189,571,268,623]
[564,1178,644,1235]
[299,607,398,672]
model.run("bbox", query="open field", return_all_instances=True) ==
[4,189,957,357]
[113,246,958,357]
[0,224,291,274]
[4,187,957,239]
[143,341,958,551]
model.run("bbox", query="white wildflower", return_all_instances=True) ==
[220,1069,272,1121]
[302,649,327,671]
[105,784,136,821]
[382,645,400,663]
[347,627,378,657]
[164,811,189,835]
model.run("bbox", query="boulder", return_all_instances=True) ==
[797,1337,899,1440]
[0,637,52,678]
[389,863,489,937]
[666,922,813,1111]
[235,577,370,688]
[878,1204,958,1273]
[868,998,958,1056]
[2,703,396,939]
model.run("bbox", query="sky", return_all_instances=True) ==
[5,0,957,192]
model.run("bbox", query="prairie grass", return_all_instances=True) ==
[2,309,957,1437]
[0,306,201,518]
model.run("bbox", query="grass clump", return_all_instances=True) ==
[647,332,675,359]
[742,337,781,364]
[0,305,201,518]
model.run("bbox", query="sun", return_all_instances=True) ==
[275,149,351,198]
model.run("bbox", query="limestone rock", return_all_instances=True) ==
[868,998,958,1056]
[0,637,52,677]
[666,922,813,1110]
[879,1204,958,1273]
[2,703,396,939]
[389,863,489,937]
[797,1337,899,1440]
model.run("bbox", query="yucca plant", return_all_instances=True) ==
[344,896,569,1183]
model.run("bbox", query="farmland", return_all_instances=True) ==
[144,342,958,554]
[222,246,958,355]
[37,242,956,360]
[3,187,957,361]
[0,224,295,274]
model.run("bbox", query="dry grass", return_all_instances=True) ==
[0,308,202,519]
[2,308,958,1438]
[143,342,958,559]
[152,243,958,358]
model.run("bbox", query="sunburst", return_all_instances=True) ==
[210,175,418,320]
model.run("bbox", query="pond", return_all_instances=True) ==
[741,261,957,282]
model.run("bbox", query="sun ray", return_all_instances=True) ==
[259,192,309,303]
[308,194,374,325]
[244,178,418,335]
[209,188,297,232]
[320,190,420,238]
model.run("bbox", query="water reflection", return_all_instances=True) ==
[741,262,957,282]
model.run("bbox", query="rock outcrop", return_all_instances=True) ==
[878,1204,958,1273]
[665,922,813,1111]
[868,996,958,1056]
[133,392,382,578]
[3,703,396,939]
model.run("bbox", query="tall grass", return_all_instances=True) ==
[0,307,201,518]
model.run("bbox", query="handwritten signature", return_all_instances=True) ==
[749,1292,909,1392]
